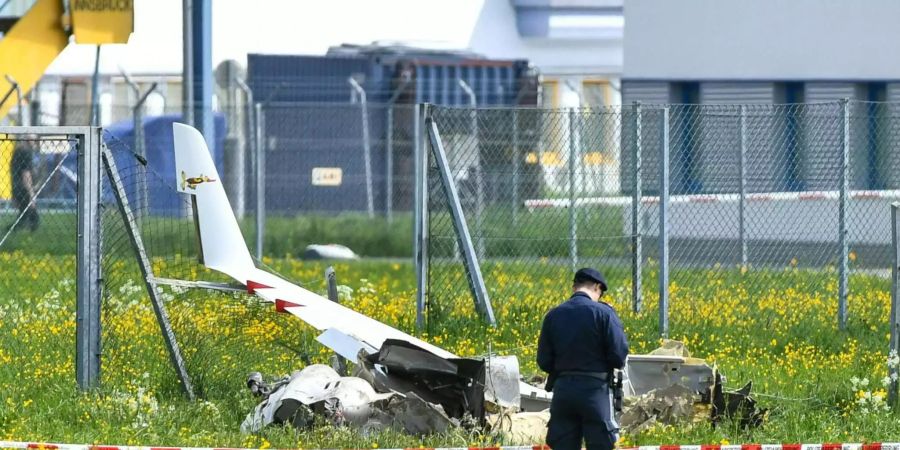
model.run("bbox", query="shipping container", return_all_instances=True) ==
[247,46,539,215]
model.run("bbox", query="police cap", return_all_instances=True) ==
[573,267,608,292]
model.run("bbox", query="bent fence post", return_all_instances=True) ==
[101,142,195,400]
[427,117,496,326]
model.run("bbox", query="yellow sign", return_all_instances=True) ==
[312,168,343,187]
[71,0,134,44]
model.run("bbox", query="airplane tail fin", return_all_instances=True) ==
[173,123,255,280]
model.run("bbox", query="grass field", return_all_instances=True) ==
[2,253,900,447]
[1,205,626,260]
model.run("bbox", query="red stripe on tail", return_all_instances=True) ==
[275,298,304,312]
[246,280,272,294]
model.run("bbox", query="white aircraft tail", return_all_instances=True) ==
[173,123,255,281]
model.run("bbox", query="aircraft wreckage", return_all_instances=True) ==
[172,123,764,436]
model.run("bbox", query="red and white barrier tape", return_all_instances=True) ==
[3,443,900,450]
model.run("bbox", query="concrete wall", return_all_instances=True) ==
[624,0,900,80]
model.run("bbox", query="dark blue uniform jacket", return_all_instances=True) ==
[537,292,629,376]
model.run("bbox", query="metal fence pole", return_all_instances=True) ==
[89,47,101,126]
[890,203,900,407]
[2,75,22,125]
[386,105,394,222]
[325,266,348,374]
[459,79,484,260]
[739,105,748,268]
[385,81,409,223]
[414,104,428,330]
[236,77,255,220]
[839,98,850,330]
[255,102,266,261]
[659,107,670,338]
[76,127,102,390]
[632,101,643,313]
[349,77,374,218]
[512,108,520,227]
[568,108,578,271]
[182,0,194,126]
[122,72,157,221]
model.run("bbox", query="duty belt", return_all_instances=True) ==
[557,371,609,381]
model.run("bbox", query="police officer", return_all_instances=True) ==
[537,268,629,450]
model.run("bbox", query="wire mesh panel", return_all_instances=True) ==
[0,131,79,395]
[426,105,637,326]
[258,102,418,218]
[425,101,900,332]
[99,130,324,399]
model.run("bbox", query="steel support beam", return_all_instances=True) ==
[414,104,428,330]
[659,107,670,338]
[632,101,643,313]
[838,98,850,330]
[191,0,213,149]
[75,127,102,390]
[890,203,900,407]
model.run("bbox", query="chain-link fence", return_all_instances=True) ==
[424,100,900,331]
[0,129,91,392]
[26,97,421,259]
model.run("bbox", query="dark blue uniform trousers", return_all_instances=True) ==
[547,375,618,450]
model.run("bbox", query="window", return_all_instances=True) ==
[775,82,805,191]
[861,82,887,189]
[540,79,559,108]
[582,80,611,107]
[669,82,701,193]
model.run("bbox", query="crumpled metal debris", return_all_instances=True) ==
[624,340,716,400]
[486,410,550,444]
[240,364,394,433]
[484,356,522,411]
[619,383,705,433]
[244,339,496,436]
[618,340,764,432]
[385,391,455,434]
[711,373,767,429]
[357,339,486,424]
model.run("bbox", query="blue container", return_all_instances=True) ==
[248,49,536,106]
[247,48,538,215]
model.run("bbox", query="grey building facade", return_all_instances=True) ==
[621,0,900,193]
[623,0,900,99]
